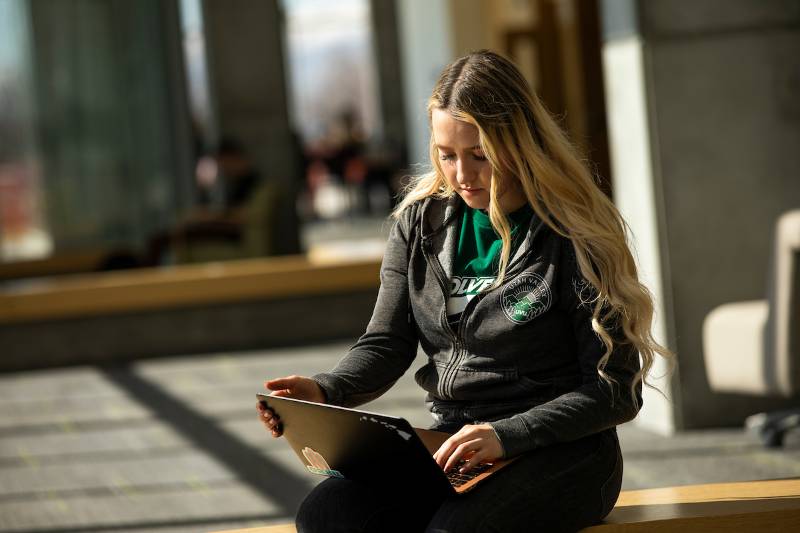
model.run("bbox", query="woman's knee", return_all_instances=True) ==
[295,478,367,533]
[425,495,496,533]
[295,478,422,533]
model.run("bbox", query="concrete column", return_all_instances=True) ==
[396,0,455,167]
[370,0,408,163]
[601,0,800,430]
[601,0,677,435]
[201,0,300,254]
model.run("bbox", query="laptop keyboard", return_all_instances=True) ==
[446,460,493,487]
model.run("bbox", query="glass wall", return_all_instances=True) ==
[282,0,397,221]
[0,0,187,269]
[0,0,405,278]
[0,0,51,261]
[29,0,182,252]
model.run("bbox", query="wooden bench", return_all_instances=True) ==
[0,248,120,281]
[0,255,382,370]
[0,254,380,324]
[211,478,800,532]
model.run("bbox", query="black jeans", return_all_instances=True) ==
[295,428,622,533]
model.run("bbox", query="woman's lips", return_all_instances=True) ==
[460,187,484,196]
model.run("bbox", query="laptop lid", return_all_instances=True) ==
[258,394,454,495]
[257,394,513,496]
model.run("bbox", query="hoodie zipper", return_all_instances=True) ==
[443,291,485,397]
[421,236,460,399]
[437,221,543,398]
[417,199,464,400]
[426,247,493,399]
[418,199,541,399]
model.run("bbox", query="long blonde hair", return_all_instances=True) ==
[393,49,673,407]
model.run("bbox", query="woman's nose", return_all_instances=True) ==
[456,159,474,184]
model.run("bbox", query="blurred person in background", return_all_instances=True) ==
[145,136,263,265]
[300,109,368,220]
[257,50,673,532]
[193,136,262,216]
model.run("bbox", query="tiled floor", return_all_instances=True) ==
[1,341,798,532]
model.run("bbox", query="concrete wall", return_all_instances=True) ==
[449,0,491,56]
[605,0,800,429]
[643,0,800,428]
[0,290,378,371]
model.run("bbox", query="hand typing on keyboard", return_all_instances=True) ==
[433,423,504,475]
[445,459,493,487]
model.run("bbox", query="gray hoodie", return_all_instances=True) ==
[313,194,642,458]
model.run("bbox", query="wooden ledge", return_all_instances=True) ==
[214,527,294,533]
[210,478,800,533]
[0,248,112,281]
[585,478,800,532]
[0,255,381,324]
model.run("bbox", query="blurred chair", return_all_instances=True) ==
[703,209,800,447]
[173,181,281,264]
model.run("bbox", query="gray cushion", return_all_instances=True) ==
[704,209,800,397]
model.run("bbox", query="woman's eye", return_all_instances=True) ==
[440,154,456,162]
[473,154,487,161]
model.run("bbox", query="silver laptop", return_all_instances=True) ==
[257,394,516,496]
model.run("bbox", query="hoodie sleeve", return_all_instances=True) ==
[311,211,420,407]
[489,241,643,458]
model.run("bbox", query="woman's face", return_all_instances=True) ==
[431,108,525,212]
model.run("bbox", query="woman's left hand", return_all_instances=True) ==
[433,424,504,474]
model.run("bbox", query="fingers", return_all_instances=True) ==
[457,449,489,474]
[433,425,500,474]
[265,376,298,392]
[256,401,283,437]
[433,426,471,467]
[434,430,474,468]
[443,439,482,474]
[264,375,325,404]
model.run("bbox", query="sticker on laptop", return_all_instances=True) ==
[302,447,344,478]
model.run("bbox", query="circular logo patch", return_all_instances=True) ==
[501,273,552,324]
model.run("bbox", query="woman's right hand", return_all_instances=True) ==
[257,375,326,438]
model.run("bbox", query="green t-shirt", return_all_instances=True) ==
[447,203,534,327]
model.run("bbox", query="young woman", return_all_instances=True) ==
[258,49,672,533]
